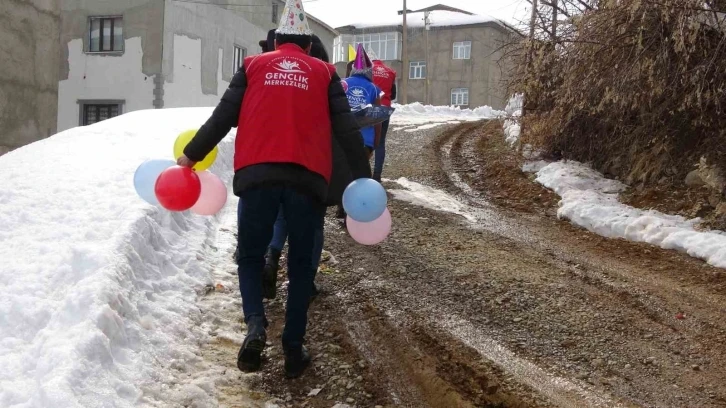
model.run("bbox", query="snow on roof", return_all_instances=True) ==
[341,10,501,30]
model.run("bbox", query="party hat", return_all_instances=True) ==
[276,0,313,36]
[348,44,357,62]
[351,44,373,79]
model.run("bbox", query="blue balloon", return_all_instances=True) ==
[342,178,387,222]
[134,159,176,205]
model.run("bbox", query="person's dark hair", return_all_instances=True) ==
[310,35,329,62]
[275,33,312,50]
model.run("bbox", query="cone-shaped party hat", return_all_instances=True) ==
[276,0,313,36]
[350,44,373,79]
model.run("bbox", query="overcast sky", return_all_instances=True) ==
[303,0,531,28]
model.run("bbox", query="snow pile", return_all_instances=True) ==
[0,108,237,407]
[388,177,477,222]
[536,161,726,268]
[505,94,523,116]
[502,94,523,146]
[344,10,503,30]
[391,102,503,131]
[503,120,521,147]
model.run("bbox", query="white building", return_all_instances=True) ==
[56,0,336,132]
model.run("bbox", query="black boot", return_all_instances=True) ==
[372,173,382,182]
[237,316,267,372]
[284,346,311,379]
[262,247,281,300]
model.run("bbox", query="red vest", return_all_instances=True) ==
[372,61,397,107]
[234,44,336,182]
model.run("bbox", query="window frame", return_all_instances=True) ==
[409,61,426,79]
[333,32,402,63]
[233,45,247,74]
[77,100,125,126]
[452,41,472,60]
[450,88,470,106]
[88,16,124,54]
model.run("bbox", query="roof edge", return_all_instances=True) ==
[308,13,339,36]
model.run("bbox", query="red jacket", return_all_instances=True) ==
[234,44,337,182]
[372,60,397,107]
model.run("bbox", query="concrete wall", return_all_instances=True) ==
[55,0,337,131]
[334,23,512,109]
[161,0,269,108]
[58,0,163,131]
[0,0,60,155]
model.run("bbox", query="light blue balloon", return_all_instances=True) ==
[342,178,387,222]
[134,159,176,206]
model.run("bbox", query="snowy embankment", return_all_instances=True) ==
[501,95,726,269]
[535,162,726,268]
[391,102,503,131]
[0,108,235,407]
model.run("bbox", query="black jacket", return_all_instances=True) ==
[184,65,371,203]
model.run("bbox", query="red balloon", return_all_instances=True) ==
[154,166,202,211]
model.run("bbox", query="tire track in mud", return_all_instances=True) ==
[429,122,726,407]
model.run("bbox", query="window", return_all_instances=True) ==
[233,45,246,73]
[333,32,402,63]
[451,88,469,106]
[409,61,426,79]
[452,41,471,60]
[79,101,123,126]
[89,17,123,53]
[272,4,279,23]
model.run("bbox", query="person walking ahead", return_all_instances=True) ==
[368,49,397,182]
[177,0,370,379]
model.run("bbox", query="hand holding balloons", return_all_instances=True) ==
[173,129,218,172]
[133,130,226,215]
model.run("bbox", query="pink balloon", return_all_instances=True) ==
[190,171,228,215]
[346,208,392,245]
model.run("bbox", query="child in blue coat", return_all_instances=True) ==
[343,44,382,157]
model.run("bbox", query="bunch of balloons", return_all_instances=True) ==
[133,130,227,215]
[342,179,391,245]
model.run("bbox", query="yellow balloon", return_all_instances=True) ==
[173,129,218,172]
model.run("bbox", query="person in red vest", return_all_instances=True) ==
[368,49,397,181]
[177,0,370,379]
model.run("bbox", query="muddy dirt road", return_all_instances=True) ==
[203,122,726,408]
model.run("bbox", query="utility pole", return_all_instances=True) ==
[401,0,409,104]
[424,11,430,105]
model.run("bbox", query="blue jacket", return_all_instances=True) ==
[342,75,381,148]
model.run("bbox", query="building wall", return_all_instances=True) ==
[0,0,61,155]
[58,0,163,131]
[161,0,269,108]
[56,0,336,131]
[407,25,510,109]
[334,23,512,109]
